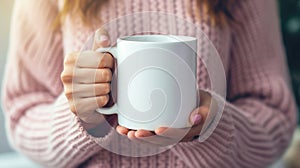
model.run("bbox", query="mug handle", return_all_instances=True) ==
[95,47,118,115]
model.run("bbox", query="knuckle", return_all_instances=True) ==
[96,28,109,36]
[69,103,77,114]
[108,54,115,68]
[61,73,73,83]
[101,69,112,81]
[103,83,111,94]
[98,95,109,107]
[65,91,74,100]
[60,72,65,82]
[104,53,114,63]
[99,53,107,67]
[64,52,77,65]
[99,53,113,68]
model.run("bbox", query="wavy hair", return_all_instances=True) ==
[54,0,235,28]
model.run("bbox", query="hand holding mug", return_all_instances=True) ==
[61,29,114,130]
[116,90,211,146]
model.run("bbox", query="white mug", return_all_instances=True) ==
[96,35,198,131]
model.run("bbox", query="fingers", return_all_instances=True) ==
[154,105,210,142]
[76,52,114,69]
[127,130,138,139]
[73,68,112,84]
[116,126,174,146]
[65,83,110,98]
[61,29,113,127]
[126,130,149,145]
[155,127,189,139]
[126,130,174,146]
[135,130,155,137]
[114,104,210,145]
[116,126,191,146]
[92,28,111,50]
[62,68,112,84]
[116,127,155,138]
[156,126,203,142]
[70,95,109,112]
[116,127,156,138]
[116,125,130,135]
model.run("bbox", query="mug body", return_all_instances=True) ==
[115,35,197,130]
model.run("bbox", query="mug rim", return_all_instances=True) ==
[118,35,197,44]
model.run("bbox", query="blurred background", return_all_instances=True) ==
[279,0,300,117]
[0,0,299,167]
[0,0,13,153]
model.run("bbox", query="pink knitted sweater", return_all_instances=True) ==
[2,0,298,167]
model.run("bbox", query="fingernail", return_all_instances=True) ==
[192,114,202,125]
[98,35,109,42]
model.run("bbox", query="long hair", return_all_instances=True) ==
[54,0,235,28]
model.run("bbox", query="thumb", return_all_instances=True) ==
[189,106,209,126]
[92,28,111,50]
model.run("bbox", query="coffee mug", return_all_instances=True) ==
[96,35,198,131]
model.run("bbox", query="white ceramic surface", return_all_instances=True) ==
[96,35,198,130]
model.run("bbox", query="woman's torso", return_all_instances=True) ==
[60,0,232,167]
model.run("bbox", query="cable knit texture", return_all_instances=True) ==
[1,0,298,168]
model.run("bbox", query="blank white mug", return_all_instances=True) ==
[96,35,198,131]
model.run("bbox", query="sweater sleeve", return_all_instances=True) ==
[1,1,113,167]
[170,1,298,168]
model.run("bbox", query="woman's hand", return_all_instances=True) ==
[116,90,212,146]
[61,29,114,130]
